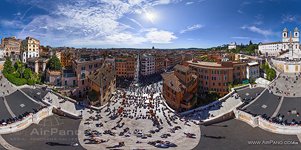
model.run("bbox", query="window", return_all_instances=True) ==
[81,73,85,79]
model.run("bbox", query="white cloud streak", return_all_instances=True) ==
[180,24,203,34]
[241,25,275,36]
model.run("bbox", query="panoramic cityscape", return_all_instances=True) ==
[1,0,301,150]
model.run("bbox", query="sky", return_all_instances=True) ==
[1,0,301,49]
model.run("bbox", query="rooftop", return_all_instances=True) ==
[88,63,115,87]
[187,60,222,67]
[174,64,190,73]
[162,72,186,92]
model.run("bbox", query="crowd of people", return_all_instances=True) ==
[82,80,196,148]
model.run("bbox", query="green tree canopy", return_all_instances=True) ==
[23,68,33,80]
[3,58,15,74]
[47,56,62,71]
[14,60,25,78]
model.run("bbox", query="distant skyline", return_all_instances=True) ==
[1,0,301,48]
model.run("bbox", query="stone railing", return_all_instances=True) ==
[0,107,53,134]
[234,109,301,135]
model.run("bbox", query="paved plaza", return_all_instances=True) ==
[0,74,17,97]
[269,73,301,97]
[78,82,200,150]
[2,115,84,150]
[194,119,301,150]
[42,92,83,117]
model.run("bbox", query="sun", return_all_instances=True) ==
[145,12,156,23]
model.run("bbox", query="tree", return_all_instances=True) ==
[14,60,25,78]
[3,58,14,74]
[47,56,62,71]
[249,40,253,45]
[23,68,32,80]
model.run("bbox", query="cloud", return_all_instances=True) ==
[64,28,177,46]
[237,9,243,14]
[0,20,25,29]
[127,18,144,28]
[241,25,275,36]
[281,14,301,24]
[185,2,194,5]
[237,1,252,14]
[145,28,177,43]
[8,0,179,47]
[128,0,143,5]
[180,24,203,34]
[185,0,206,5]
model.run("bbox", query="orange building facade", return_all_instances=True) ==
[115,56,137,79]
[185,60,246,96]
[162,65,198,112]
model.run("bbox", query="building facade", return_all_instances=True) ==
[186,60,247,96]
[259,28,300,57]
[27,58,48,74]
[0,46,4,59]
[246,62,260,81]
[21,37,40,63]
[228,42,237,50]
[60,50,74,68]
[140,54,155,76]
[88,62,116,106]
[115,55,137,78]
[162,65,198,112]
[1,37,22,57]
[155,55,165,74]
[73,57,105,98]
